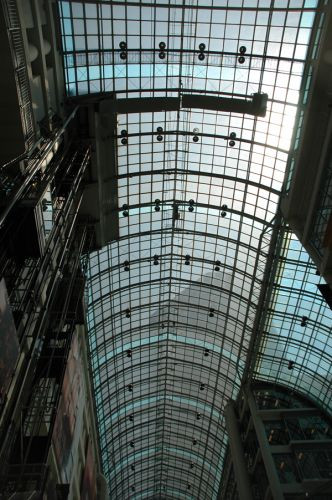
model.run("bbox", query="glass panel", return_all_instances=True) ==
[254,231,332,417]
[57,2,327,498]
[265,421,289,445]
[274,454,300,484]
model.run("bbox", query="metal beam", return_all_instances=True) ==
[101,93,268,117]
[182,93,268,117]
[109,96,180,114]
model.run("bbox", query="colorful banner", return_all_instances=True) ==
[0,278,19,404]
[81,440,97,500]
[52,330,84,482]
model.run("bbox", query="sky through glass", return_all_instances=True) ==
[57,1,332,498]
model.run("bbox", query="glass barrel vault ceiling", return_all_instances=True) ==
[253,229,332,416]
[58,1,331,499]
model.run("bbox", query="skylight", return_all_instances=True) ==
[57,2,329,498]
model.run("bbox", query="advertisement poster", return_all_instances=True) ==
[0,278,19,404]
[81,440,97,500]
[52,330,84,482]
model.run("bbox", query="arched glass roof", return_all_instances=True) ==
[57,1,331,499]
[252,227,332,415]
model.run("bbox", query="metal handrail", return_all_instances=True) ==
[0,107,78,229]
[0,145,91,488]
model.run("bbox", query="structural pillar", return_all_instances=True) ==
[224,400,254,500]
[97,473,109,499]
[246,388,284,500]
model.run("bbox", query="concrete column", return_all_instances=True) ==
[224,401,254,500]
[28,43,38,62]
[246,389,284,500]
[97,473,109,500]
